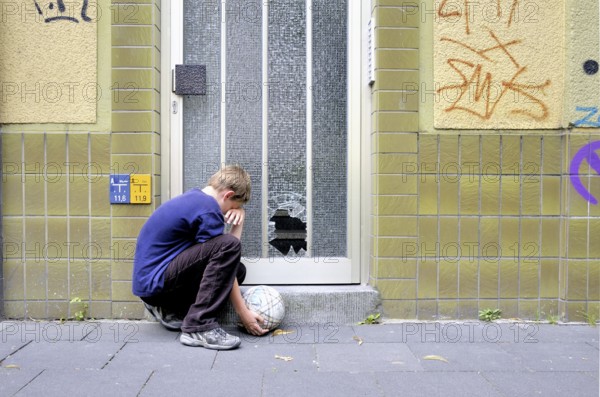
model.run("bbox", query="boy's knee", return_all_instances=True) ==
[217,234,242,252]
[236,262,247,285]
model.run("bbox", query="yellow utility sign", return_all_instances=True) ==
[130,174,151,204]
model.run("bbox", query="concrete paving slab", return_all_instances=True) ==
[522,324,599,343]
[104,341,217,372]
[1,322,103,365]
[263,371,382,397]
[375,322,600,344]
[469,322,541,344]
[221,326,270,345]
[587,341,599,350]
[351,324,409,343]
[140,368,264,396]
[0,340,124,371]
[315,342,423,372]
[0,340,29,363]
[274,323,358,344]
[2,342,123,369]
[87,321,179,343]
[225,325,358,345]
[14,369,152,397]
[498,342,599,372]
[1,321,597,396]
[373,322,550,344]
[482,371,600,397]
[0,367,44,397]
[211,343,318,373]
[374,371,504,397]
[407,341,526,372]
[0,321,99,343]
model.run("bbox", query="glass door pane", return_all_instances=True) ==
[182,2,222,189]
[224,0,263,257]
[267,1,307,258]
[312,0,347,257]
[181,0,350,282]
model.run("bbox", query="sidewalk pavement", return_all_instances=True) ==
[0,320,598,397]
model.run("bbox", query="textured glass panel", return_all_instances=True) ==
[267,1,307,258]
[225,0,263,257]
[182,0,349,263]
[312,0,347,257]
[183,1,221,190]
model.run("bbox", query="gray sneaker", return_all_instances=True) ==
[143,302,183,331]
[180,328,241,350]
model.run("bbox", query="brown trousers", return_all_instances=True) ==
[142,234,246,333]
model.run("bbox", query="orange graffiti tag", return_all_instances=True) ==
[438,0,471,34]
[438,0,522,34]
[508,0,519,27]
[438,30,551,121]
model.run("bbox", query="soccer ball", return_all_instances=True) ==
[242,285,285,331]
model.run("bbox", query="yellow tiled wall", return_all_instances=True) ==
[371,1,600,321]
[109,0,161,319]
[1,0,597,323]
[1,0,161,319]
[370,1,421,319]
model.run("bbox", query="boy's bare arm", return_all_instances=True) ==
[225,208,245,240]
[224,207,267,335]
[230,279,268,335]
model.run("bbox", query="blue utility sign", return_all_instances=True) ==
[110,174,131,204]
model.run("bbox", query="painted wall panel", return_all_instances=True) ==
[433,0,565,129]
[566,0,600,127]
[0,0,97,123]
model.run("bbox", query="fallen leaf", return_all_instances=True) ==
[4,364,20,369]
[273,329,294,336]
[423,355,449,363]
[274,355,293,362]
[353,336,364,345]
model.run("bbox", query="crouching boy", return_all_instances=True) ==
[132,165,267,350]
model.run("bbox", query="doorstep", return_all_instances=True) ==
[219,285,381,326]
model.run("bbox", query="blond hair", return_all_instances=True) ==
[208,165,251,203]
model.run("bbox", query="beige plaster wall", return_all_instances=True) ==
[0,0,97,123]
[433,0,565,129]
[565,0,600,127]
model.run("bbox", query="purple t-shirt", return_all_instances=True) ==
[132,189,224,297]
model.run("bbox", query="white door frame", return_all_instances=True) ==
[161,1,368,284]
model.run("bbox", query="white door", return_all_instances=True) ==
[167,0,362,284]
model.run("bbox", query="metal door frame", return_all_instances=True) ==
[161,0,368,284]
[0,133,3,318]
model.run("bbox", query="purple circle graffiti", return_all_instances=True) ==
[569,141,600,205]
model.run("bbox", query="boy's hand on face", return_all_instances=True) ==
[225,208,245,226]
